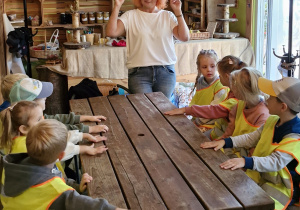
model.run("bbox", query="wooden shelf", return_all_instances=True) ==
[184,13,204,18]
[183,0,206,29]
[185,0,201,3]
[29,23,107,29]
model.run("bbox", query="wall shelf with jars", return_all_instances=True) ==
[3,0,134,46]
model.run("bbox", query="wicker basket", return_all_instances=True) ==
[189,30,210,40]
[30,46,60,59]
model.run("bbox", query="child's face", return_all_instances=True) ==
[20,106,44,135]
[34,98,46,111]
[27,106,44,128]
[266,96,282,115]
[198,57,216,83]
[218,70,229,87]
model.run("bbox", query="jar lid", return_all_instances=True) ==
[89,12,94,14]
[61,13,65,14]
[97,12,103,14]
[104,11,109,14]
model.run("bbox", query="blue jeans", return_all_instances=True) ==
[128,65,176,99]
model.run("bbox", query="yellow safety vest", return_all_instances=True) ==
[231,101,261,157]
[189,79,228,106]
[210,97,239,140]
[246,115,300,210]
[3,177,73,210]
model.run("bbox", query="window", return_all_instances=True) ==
[255,0,300,79]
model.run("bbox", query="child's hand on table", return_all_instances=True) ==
[80,144,108,156]
[82,133,107,142]
[79,173,93,193]
[200,140,225,151]
[220,158,245,170]
[89,125,109,133]
[80,115,107,122]
[164,107,186,115]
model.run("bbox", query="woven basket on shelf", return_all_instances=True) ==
[189,30,210,40]
[30,46,60,59]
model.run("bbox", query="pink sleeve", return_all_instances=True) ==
[219,105,238,139]
[185,104,230,119]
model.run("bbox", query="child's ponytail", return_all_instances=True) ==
[1,107,14,150]
[0,101,38,151]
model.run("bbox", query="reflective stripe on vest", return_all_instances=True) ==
[189,79,227,106]
[210,97,239,140]
[3,177,73,210]
[246,115,300,210]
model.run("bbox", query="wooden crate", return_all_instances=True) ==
[189,30,210,40]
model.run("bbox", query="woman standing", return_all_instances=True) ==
[106,0,189,99]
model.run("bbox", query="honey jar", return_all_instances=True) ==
[96,12,103,23]
[88,12,95,24]
[81,12,88,24]
[104,12,109,23]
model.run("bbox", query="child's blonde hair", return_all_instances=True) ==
[132,0,167,9]
[1,74,28,101]
[191,49,219,94]
[26,119,68,166]
[230,67,264,107]
[217,55,247,75]
[0,101,38,150]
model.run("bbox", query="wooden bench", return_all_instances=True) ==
[69,92,274,210]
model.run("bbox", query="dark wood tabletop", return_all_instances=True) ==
[69,92,274,210]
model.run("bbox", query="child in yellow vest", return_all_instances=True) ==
[165,55,246,138]
[0,101,108,159]
[1,119,125,210]
[217,67,269,157]
[201,77,300,210]
[0,101,108,207]
[1,74,108,134]
[189,49,229,132]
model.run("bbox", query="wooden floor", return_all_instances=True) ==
[67,73,197,89]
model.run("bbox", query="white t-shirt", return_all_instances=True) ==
[119,9,178,69]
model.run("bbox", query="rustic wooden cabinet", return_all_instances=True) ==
[183,0,206,29]
[3,0,134,45]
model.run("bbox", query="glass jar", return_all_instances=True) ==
[103,12,109,23]
[81,12,88,24]
[65,12,72,24]
[60,13,66,24]
[96,12,103,23]
[88,12,95,24]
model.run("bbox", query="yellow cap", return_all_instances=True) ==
[258,77,276,96]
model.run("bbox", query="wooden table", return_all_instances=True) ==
[69,92,274,210]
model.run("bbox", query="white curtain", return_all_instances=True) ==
[255,0,300,79]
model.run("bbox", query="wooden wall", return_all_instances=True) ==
[3,0,135,45]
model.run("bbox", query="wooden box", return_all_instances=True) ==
[189,30,210,40]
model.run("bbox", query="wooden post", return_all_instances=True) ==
[245,0,253,42]
[223,5,229,33]
[44,29,47,52]
[200,0,205,29]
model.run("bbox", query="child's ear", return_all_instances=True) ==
[58,151,65,161]
[19,125,29,135]
[281,102,289,112]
